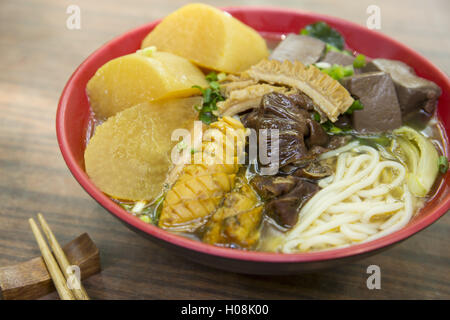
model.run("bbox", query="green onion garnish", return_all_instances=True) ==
[345,100,364,114]
[318,64,354,81]
[353,54,366,68]
[321,120,344,133]
[192,72,225,124]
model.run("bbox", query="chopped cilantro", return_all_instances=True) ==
[312,112,321,122]
[321,120,344,133]
[193,72,225,124]
[300,21,345,50]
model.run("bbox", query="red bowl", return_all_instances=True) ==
[56,7,450,274]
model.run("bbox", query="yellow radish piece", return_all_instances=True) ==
[141,3,269,74]
[86,51,208,119]
[84,97,202,201]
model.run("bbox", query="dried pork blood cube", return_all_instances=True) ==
[362,58,441,116]
[340,71,402,133]
[320,50,355,66]
[270,34,326,65]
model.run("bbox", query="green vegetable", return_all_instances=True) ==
[325,43,341,53]
[313,111,350,133]
[321,120,343,133]
[357,135,391,147]
[353,54,366,68]
[217,72,227,81]
[345,100,364,114]
[317,63,354,81]
[139,215,151,223]
[192,72,225,124]
[312,112,321,122]
[209,81,220,91]
[198,111,216,124]
[143,195,165,224]
[438,156,449,174]
[119,203,134,211]
[300,21,345,50]
[392,126,439,197]
[205,72,218,82]
[329,125,343,134]
[325,43,352,56]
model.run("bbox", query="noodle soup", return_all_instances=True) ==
[82,4,448,253]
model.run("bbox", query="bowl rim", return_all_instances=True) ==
[56,6,450,263]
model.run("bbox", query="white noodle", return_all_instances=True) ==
[340,224,368,241]
[350,195,362,202]
[282,145,414,253]
[361,202,404,223]
[349,222,380,235]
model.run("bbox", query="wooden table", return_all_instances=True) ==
[0,0,448,299]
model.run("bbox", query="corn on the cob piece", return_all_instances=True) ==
[202,184,263,249]
[158,117,247,232]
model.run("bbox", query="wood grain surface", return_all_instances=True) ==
[0,0,448,299]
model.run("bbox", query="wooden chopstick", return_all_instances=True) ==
[28,218,75,300]
[37,213,90,300]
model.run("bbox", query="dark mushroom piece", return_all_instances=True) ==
[266,179,319,228]
[250,175,319,228]
[251,175,298,200]
[242,92,332,170]
[294,162,332,179]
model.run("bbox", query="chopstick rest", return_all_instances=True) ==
[28,218,75,300]
[37,213,90,300]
